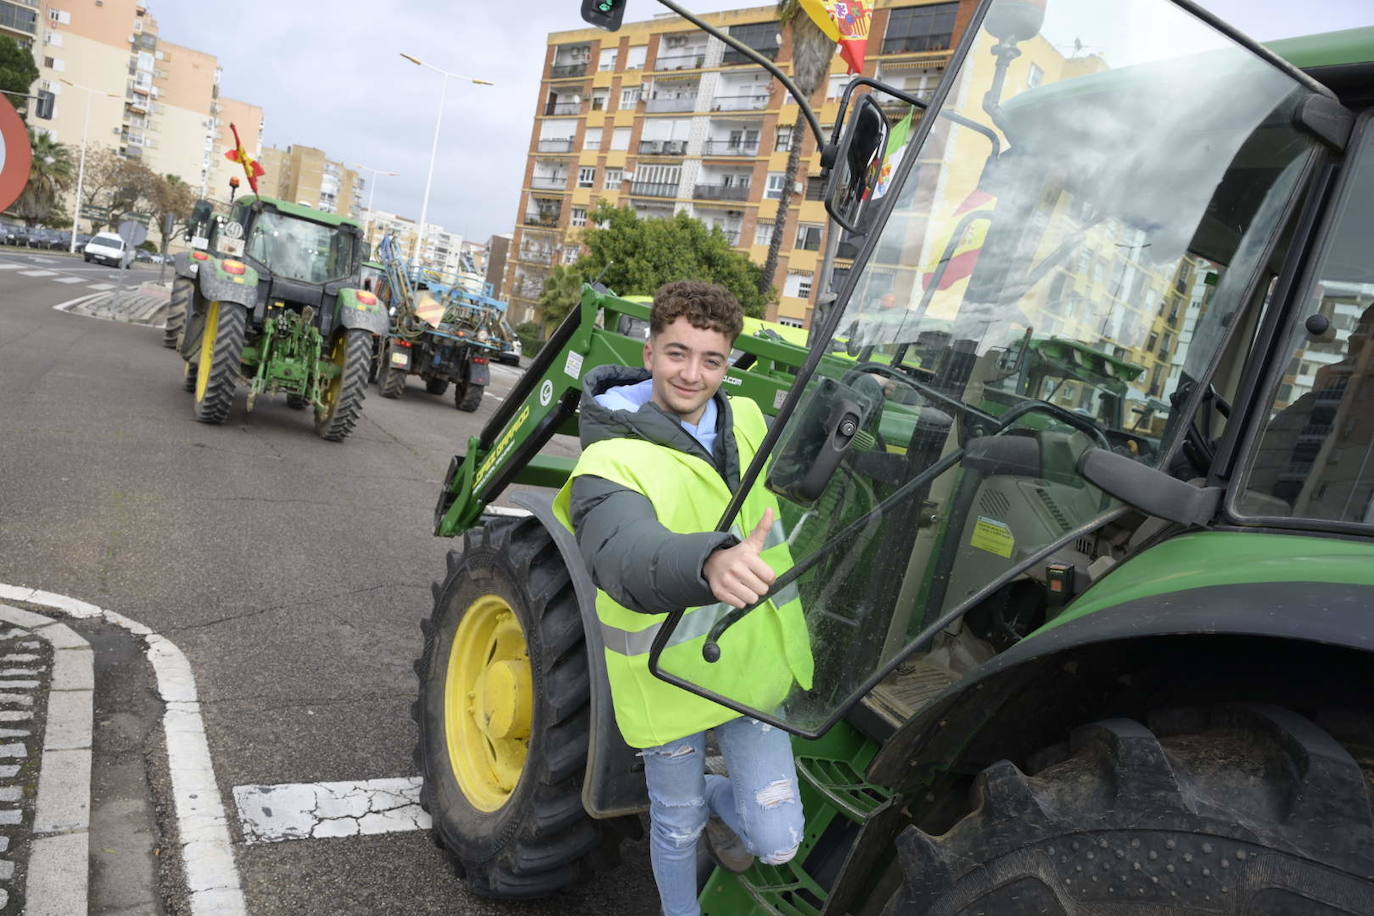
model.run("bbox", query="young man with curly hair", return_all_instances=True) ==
[555,280,812,916]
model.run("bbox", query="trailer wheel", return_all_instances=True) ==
[456,382,483,412]
[192,301,245,425]
[425,377,450,396]
[315,328,370,442]
[414,517,616,898]
[164,276,192,348]
[378,345,406,399]
[881,704,1374,915]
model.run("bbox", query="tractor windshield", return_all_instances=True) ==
[245,209,356,284]
[653,0,1320,736]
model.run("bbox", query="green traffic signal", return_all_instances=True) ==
[580,0,627,31]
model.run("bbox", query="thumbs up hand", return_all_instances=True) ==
[703,508,778,610]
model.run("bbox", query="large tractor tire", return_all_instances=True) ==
[314,328,371,442]
[182,359,197,393]
[425,377,450,396]
[164,276,192,349]
[455,382,484,412]
[192,301,246,425]
[378,345,406,399]
[881,704,1374,915]
[413,517,619,898]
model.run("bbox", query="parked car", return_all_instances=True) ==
[83,232,134,269]
[134,248,155,263]
[7,225,31,247]
[49,230,72,251]
[26,227,56,249]
[0,222,24,246]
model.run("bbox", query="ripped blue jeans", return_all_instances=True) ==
[641,716,804,916]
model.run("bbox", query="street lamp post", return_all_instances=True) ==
[351,162,399,247]
[61,80,120,254]
[399,53,492,267]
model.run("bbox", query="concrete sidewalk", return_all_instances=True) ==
[0,604,93,916]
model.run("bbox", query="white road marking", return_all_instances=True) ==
[18,270,55,277]
[233,778,429,844]
[0,584,246,916]
[52,276,85,284]
[51,293,103,314]
[87,283,115,291]
[0,263,21,270]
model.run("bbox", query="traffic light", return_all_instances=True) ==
[34,90,54,121]
[580,0,627,31]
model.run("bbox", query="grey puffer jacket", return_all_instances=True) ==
[569,364,744,615]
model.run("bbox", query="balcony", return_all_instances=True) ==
[721,45,779,66]
[630,181,678,198]
[544,100,581,116]
[703,139,759,157]
[550,62,588,79]
[638,139,687,156]
[710,94,769,112]
[645,96,697,113]
[523,211,562,228]
[537,138,576,153]
[519,247,555,265]
[694,184,750,202]
[530,175,568,190]
[655,52,706,71]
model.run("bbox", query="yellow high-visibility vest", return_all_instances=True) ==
[554,397,813,749]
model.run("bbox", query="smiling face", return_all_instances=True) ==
[643,317,732,425]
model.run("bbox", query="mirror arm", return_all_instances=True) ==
[654,0,826,151]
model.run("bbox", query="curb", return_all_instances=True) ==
[0,604,92,916]
[0,586,246,916]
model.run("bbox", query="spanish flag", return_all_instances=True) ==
[225,122,265,193]
[799,0,872,74]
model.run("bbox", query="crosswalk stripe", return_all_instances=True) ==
[52,276,85,284]
[18,270,55,277]
[0,264,20,270]
[87,283,114,291]
[234,777,429,844]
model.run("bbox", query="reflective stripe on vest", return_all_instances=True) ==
[599,517,799,657]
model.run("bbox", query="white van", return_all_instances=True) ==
[83,232,134,269]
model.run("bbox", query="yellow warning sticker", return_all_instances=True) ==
[971,517,1014,558]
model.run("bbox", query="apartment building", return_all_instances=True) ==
[258,144,362,217]
[359,209,471,278]
[506,0,977,328]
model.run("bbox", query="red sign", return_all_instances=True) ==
[0,96,32,214]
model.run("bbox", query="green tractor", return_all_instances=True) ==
[413,1,1374,912]
[169,195,387,441]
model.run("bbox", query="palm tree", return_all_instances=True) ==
[12,130,74,226]
[759,1,834,300]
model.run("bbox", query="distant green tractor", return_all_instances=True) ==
[170,195,387,441]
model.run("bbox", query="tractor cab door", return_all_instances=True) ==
[652,0,1330,738]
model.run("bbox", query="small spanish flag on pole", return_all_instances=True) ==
[224,122,265,193]
[799,0,873,74]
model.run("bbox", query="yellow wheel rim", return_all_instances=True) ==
[318,332,346,416]
[195,301,221,402]
[445,594,532,812]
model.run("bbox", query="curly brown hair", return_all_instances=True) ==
[650,280,744,343]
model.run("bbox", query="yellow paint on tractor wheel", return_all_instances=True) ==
[318,333,346,417]
[195,301,221,402]
[446,594,532,812]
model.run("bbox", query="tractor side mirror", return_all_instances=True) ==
[824,94,893,236]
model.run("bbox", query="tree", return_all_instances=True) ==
[149,173,195,253]
[759,1,834,296]
[537,264,585,329]
[547,202,772,324]
[74,147,156,233]
[0,36,37,116]
[11,130,73,226]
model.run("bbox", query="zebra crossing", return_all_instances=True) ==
[0,255,129,292]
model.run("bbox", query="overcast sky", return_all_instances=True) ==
[148,0,1371,246]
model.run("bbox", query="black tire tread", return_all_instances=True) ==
[456,382,483,412]
[378,346,406,399]
[413,517,614,899]
[192,301,245,425]
[315,329,371,441]
[164,276,192,348]
[425,377,449,396]
[885,704,1374,915]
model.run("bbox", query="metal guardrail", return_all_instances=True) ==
[630,181,678,198]
[694,184,750,202]
[545,101,581,116]
[645,97,697,113]
[710,94,769,112]
[537,138,576,153]
[655,52,706,71]
[638,140,688,156]
[702,140,760,156]
[530,176,568,190]
[550,63,588,79]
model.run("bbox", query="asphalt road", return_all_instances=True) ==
[0,251,661,914]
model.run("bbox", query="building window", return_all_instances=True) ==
[882,3,958,54]
[571,207,587,228]
[620,86,640,107]
[778,317,804,328]
[775,125,793,153]
[611,126,631,151]
[578,166,596,188]
[825,73,847,100]
[805,177,826,201]
[754,223,773,247]
[591,89,608,110]
[1027,63,1044,88]
[626,45,647,70]
[796,223,823,251]
[764,172,786,200]
[604,167,623,189]
[599,48,618,71]
[784,270,813,299]
[581,127,603,151]
[723,21,780,64]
